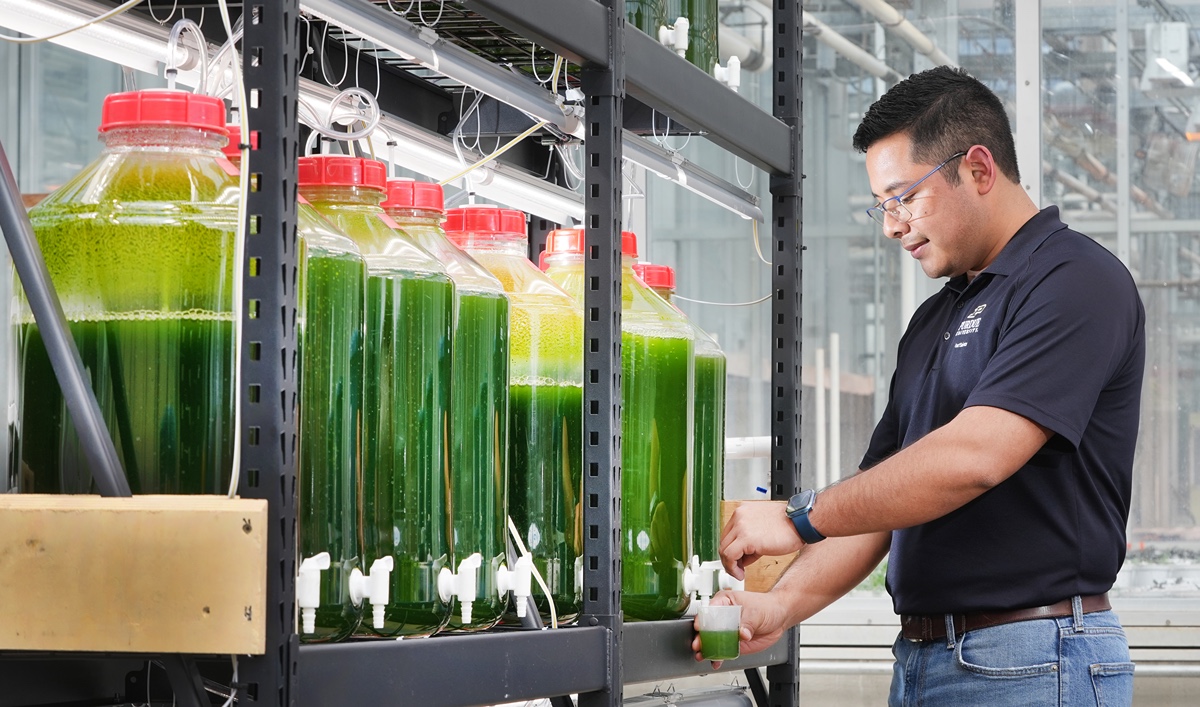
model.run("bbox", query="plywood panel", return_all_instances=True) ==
[720,499,798,592]
[0,495,267,654]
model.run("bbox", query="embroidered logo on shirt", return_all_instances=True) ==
[953,303,987,347]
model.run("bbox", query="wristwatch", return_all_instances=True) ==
[785,489,826,544]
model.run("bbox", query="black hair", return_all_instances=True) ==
[852,66,1020,185]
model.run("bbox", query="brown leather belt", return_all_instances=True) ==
[899,593,1111,642]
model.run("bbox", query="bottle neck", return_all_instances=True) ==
[452,233,528,256]
[299,184,385,207]
[651,286,674,302]
[385,208,444,228]
[544,252,635,268]
[101,126,228,153]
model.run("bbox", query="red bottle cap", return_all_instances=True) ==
[221,123,259,160]
[543,228,639,259]
[99,89,227,134]
[381,178,445,212]
[297,155,387,191]
[633,263,675,291]
[444,205,527,239]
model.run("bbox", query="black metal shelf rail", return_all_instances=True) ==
[238,1,303,704]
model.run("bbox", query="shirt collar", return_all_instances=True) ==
[978,205,1069,278]
[940,206,1068,297]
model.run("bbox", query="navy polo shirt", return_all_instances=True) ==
[861,206,1145,615]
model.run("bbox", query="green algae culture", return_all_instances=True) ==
[542,229,694,621]
[384,184,511,631]
[699,629,740,660]
[225,128,369,642]
[19,90,238,496]
[446,206,584,625]
[294,205,368,643]
[635,263,728,568]
[299,156,453,638]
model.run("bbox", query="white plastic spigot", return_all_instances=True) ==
[297,552,331,635]
[713,56,742,92]
[349,556,395,630]
[496,555,535,618]
[658,16,690,57]
[438,553,483,624]
[684,556,731,615]
[719,568,745,593]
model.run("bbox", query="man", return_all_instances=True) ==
[694,66,1145,706]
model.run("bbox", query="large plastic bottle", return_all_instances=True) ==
[299,156,453,638]
[542,229,694,620]
[445,206,584,625]
[21,90,237,495]
[223,130,366,642]
[634,263,726,567]
[383,182,510,631]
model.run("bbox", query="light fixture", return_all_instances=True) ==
[0,0,194,80]
[302,0,765,223]
[1155,57,1195,87]
[302,79,583,224]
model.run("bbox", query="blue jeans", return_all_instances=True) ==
[889,600,1134,707]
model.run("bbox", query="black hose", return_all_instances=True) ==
[0,139,130,499]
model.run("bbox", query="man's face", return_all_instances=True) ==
[865,133,981,279]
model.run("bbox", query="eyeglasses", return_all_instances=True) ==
[865,151,967,226]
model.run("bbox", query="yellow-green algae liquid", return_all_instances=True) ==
[385,207,510,631]
[460,241,584,625]
[545,256,694,621]
[20,127,237,496]
[303,184,453,638]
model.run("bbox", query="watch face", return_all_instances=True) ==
[786,489,814,515]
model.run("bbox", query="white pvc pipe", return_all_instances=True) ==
[829,333,841,484]
[802,11,905,82]
[725,436,772,460]
[843,0,954,67]
[815,348,827,489]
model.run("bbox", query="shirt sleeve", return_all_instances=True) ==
[964,248,1143,449]
[860,370,900,470]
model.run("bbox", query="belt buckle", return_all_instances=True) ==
[903,615,933,643]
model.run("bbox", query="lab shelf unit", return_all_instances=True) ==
[0,0,804,705]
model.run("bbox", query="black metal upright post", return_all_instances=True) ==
[769,1,804,706]
[237,2,302,705]
[577,1,625,705]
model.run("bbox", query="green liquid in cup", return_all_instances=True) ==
[700,629,741,661]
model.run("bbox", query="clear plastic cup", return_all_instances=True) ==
[697,604,742,660]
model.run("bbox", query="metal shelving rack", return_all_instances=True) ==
[0,1,802,705]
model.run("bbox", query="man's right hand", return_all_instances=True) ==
[690,590,790,669]
[719,500,804,580]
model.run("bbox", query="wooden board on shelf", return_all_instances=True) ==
[0,494,267,655]
[720,499,798,593]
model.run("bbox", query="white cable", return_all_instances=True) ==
[318,21,350,87]
[507,515,559,630]
[148,0,180,25]
[218,0,248,500]
[419,0,446,27]
[219,656,238,707]
[674,293,772,307]
[0,0,143,44]
[750,218,771,266]
[297,87,381,144]
[733,155,754,190]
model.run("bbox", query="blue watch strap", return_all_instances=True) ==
[787,490,826,544]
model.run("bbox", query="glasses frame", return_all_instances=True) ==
[865,150,968,226]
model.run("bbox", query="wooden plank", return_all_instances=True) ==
[720,500,798,592]
[0,494,267,654]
